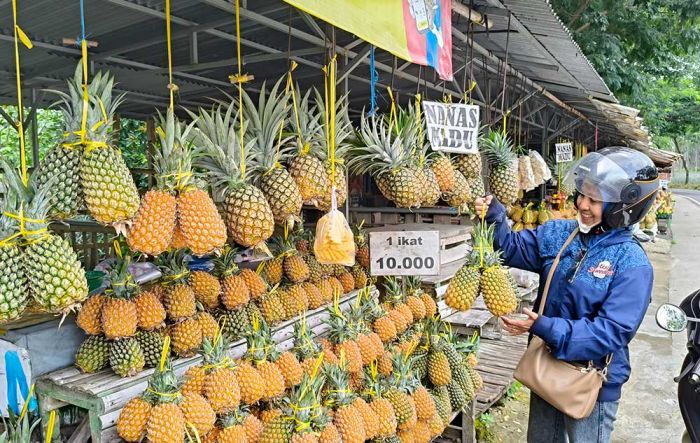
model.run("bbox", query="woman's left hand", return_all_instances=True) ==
[501,308,539,335]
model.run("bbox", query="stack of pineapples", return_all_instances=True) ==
[444,223,519,316]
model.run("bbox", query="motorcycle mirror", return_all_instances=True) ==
[655,303,688,332]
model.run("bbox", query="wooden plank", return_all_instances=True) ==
[66,416,90,443]
[440,243,469,265]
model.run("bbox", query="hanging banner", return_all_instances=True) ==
[423,101,480,154]
[283,0,453,80]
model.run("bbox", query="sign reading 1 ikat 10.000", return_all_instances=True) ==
[422,101,480,154]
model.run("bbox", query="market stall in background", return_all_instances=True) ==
[0,0,680,442]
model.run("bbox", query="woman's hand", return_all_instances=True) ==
[473,195,493,217]
[501,308,538,335]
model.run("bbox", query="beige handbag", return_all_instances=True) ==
[513,227,613,420]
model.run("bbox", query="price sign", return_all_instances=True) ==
[369,231,440,276]
[659,179,669,189]
[555,142,573,163]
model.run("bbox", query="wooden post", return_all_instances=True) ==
[462,398,477,443]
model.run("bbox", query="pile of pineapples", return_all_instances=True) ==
[444,223,519,317]
[115,274,483,443]
[509,201,555,231]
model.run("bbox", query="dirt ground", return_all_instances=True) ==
[477,385,530,442]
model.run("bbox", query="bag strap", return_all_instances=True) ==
[537,227,579,316]
[536,226,614,371]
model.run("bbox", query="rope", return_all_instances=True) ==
[11,0,32,185]
[368,46,377,117]
[233,0,247,178]
[0,206,49,245]
[165,0,175,109]
[328,56,337,202]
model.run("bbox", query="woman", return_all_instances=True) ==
[474,147,659,442]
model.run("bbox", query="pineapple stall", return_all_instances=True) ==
[0,0,676,442]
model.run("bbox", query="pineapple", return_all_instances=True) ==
[134,291,166,331]
[444,249,481,312]
[446,380,467,411]
[337,271,355,294]
[276,350,304,388]
[170,317,203,357]
[304,254,324,283]
[76,294,105,336]
[0,194,27,322]
[468,366,484,391]
[430,153,456,193]
[109,337,145,377]
[117,396,152,442]
[201,337,241,414]
[351,266,368,289]
[245,316,286,400]
[260,415,292,443]
[101,251,139,340]
[427,342,452,387]
[312,89,354,212]
[362,363,398,438]
[144,359,186,443]
[263,256,284,285]
[191,271,221,311]
[241,268,268,299]
[244,79,302,227]
[180,392,216,436]
[157,251,196,320]
[75,335,110,373]
[171,223,187,249]
[218,307,250,341]
[271,236,311,283]
[236,360,266,405]
[191,103,275,248]
[0,162,88,314]
[302,281,324,310]
[196,311,220,341]
[326,298,363,374]
[292,316,323,374]
[215,247,251,310]
[385,352,419,431]
[442,170,473,209]
[455,153,482,179]
[353,223,370,269]
[217,410,253,443]
[481,253,518,316]
[288,88,329,206]
[323,362,366,443]
[349,114,422,208]
[413,386,437,421]
[419,165,441,207]
[181,366,206,396]
[258,290,286,325]
[285,371,328,440]
[482,130,519,205]
[135,330,165,368]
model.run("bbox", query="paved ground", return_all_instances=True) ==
[613,195,695,442]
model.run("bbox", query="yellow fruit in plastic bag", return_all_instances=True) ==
[314,209,356,266]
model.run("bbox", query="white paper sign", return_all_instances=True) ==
[659,179,669,188]
[423,101,480,154]
[369,231,440,276]
[555,142,573,163]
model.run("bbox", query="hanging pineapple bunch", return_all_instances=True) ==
[0,191,28,322]
[349,113,423,208]
[128,109,226,256]
[0,160,88,316]
[243,78,303,228]
[191,103,275,249]
[482,130,519,206]
[444,247,482,312]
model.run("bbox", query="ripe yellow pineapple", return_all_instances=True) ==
[190,103,274,248]
[258,290,286,325]
[170,318,202,357]
[243,412,264,443]
[117,396,151,442]
[134,291,166,331]
[76,294,105,336]
[178,188,227,256]
[170,222,187,249]
[191,271,221,311]
[214,247,251,310]
[430,153,456,193]
[444,252,481,312]
[158,252,196,320]
[483,130,519,205]
[241,268,268,299]
[455,152,483,179]
[200,337,241,414]
[302,281,325,310]
[101,252,139,340]
[353,397,380,440]
[441,170,472,209]
[337,271,355,294]
[405,296,426,322]
[128,190,176,257]
[276,351,304,388]
[196,311,219,342]
[181,365,206,396]
[419,294,437,317]
[236,360,265,405]
[180,392,216,436]
[481,258,518,316]
[262,256,284,285]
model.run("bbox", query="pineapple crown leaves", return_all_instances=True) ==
[382,276,406,305]
[212,245,241,278]
[292,315,321,360]
[144,354,183,405]
[325,295,357,344]
[481,129,516,169]
[218,406,250,428]
[286,371,327,433]
[106,248,140,300]
[49,62,125,145]
[1,405,41,443]
[200,335,234,372]
[352,220,367,246]
[155,250,192,285]
[348,114,416,178]
[244,314,276,363]
[388,350,419,394]
[0,158,53,239]
[311,87,354,161]
[189,102,259,192]
[153,108,199,192]
[240,77,293,174]
[321,360,357,408]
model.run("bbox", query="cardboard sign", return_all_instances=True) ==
[555,142,574,163]
[369,230,440,276]
[423,101,480,154]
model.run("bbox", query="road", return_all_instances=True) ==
[614,194,697,442]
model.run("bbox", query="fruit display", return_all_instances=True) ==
[445,222,518,316]
[656,189,674,219]
[508,201,554,231]
[482,130,519,206]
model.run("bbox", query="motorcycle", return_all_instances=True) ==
[656,294,700,443]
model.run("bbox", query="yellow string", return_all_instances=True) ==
[0,206,49,245]
[415,94,424,168]
[11,0,32,185]
[387,87,398,135]
[233,0,246,179]
[18,383,34,421]
[185,423,202,443]
[159,335,171,372]
[44,410,56,443]
[328,56,337,188]
[165,0,174,109]
[80,39,89,145]
[287,62,304,154]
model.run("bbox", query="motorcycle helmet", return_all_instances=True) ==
[563,147,659,228]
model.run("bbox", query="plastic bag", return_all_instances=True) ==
[314,206,356,266]
[518,155,537,191]
[529,150,551,183]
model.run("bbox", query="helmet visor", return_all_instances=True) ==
[563,152,632,203]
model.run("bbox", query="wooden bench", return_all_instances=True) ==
[36,287,377,443]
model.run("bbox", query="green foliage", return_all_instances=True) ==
[505,381,522,400]
[475,412,496,442]
[0,107,63,167]
[0,410,41,443]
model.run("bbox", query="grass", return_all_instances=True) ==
[670,183,700,190]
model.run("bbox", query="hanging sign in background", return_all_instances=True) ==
[422,101,480,154]
[369,230,440,276]
[555,142,574,163]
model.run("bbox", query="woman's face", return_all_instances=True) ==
[577,194,603,226]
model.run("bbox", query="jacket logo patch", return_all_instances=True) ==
[589,261,615,278]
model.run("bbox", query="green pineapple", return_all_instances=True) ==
[385,352,419,429]
[244,78,302,227]
[1,161,88,314]
[109,337,145,377]
[190,102,275,248]
[446,380,467,411]
[482,130,519,205]
[0,193,28,322]
[135,330,165,368]
[75,335,110,373]
[452,366,475,401]
[219,307,251,342]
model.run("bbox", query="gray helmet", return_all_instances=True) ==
[564,147,658,228]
